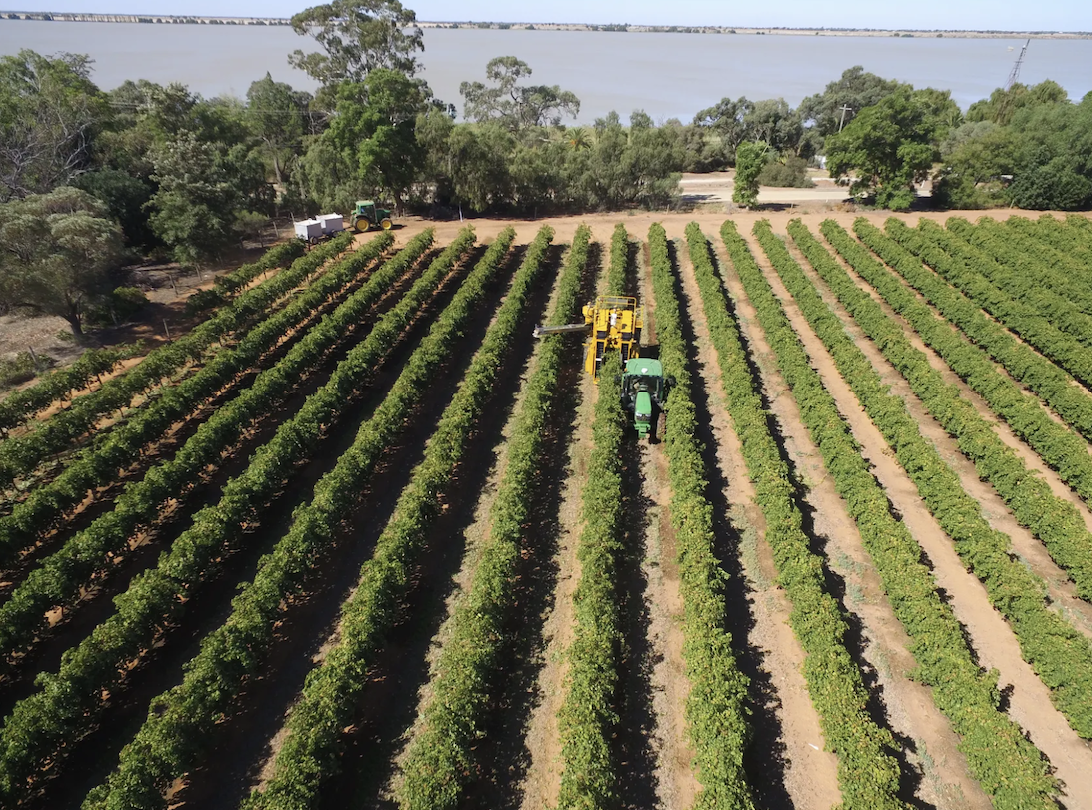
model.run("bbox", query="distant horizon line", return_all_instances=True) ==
[1,11,1089,36]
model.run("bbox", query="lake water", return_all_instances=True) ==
[2,20,1091,122]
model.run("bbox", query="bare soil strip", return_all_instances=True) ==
[632,243,700,810]
[466,332,586,810]
[672,236,841,809]
[517,238,604,810]
[730,230,991,809]
[737,225,1092,807]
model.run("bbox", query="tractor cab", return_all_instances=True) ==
[351,200,393,233]
[621,358,671,441]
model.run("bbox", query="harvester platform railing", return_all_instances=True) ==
[595,295,636,308]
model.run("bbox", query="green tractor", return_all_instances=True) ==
[351,200,393,233]
[620,358,673,441]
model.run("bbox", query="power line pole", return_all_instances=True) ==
[1005,39,1030,90]
[837,104,853,132]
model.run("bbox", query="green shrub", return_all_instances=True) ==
[87,286,149,326]
[184,287,225,315]
[757,156,814,188]
[0,352,55,390]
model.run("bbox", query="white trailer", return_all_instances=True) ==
[294,218,324,244]
[318,214,345,235]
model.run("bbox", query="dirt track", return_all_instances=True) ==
[383,206,1087,257]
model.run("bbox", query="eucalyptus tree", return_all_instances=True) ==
[460,56,580,130]
[289,0,424,86]
[0,50,105,201]
[0,187,125,335]
[246,73,312,184]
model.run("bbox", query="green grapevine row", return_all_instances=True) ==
[749,219,1057,808]
[709,223,907,810]
[607,222,629,295]
[772,221,1092,600]
[1004,216,1092,283]
[812,221,1092,506]
[556,358,627,809]
[854,220,1092,443]
[396,227,589,810]
[0,229,478,802]
[0,234,353,490]
[975,217,1092,313]
[0,232,396,567]
[1064,214,1092,238]
[884,218,1092,388]
[940,218,1092,347]
[183,240,307,314]
[246,226,547,810]
[77,228,524,810]
[0,345,139,435]
[215,238,306,292]
[647,223,755,810]
[0,232,422,661]
[746,221,1092,740]
[0,240,304,436]
[556,224,631,809]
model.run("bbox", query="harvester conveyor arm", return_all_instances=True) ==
[533,323,592,338]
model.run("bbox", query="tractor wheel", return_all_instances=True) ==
[380,217,393,231]
[354,218,370,233]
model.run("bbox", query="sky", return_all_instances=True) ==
[5,0,1091,32]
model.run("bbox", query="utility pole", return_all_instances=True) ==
[1005,39,1030,90]
[837,104,853,132]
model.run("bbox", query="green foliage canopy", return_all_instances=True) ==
[732,141,767,207]
[246,73,312,184]
[289,0,424,86]
[147,132,270,266]
[826,87,957,210]
[294,69,430,213]
[798,65,902,138]
[966,79,1069,126]
[0,187,125,335]
[460,56,581,130]
[0,50,106,201]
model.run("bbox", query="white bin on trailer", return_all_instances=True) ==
[294,219,323,242]
[318,214,345,235]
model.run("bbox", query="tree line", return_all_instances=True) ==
[1,0,1090,338]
